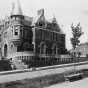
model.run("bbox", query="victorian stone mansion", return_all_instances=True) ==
[0,0,67,61]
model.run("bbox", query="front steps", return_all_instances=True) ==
[11,58,28,69]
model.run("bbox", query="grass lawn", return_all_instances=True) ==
[0,73,65,88]
[0,69,88,88]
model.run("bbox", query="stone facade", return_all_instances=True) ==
[0,1,67,60]
[34,26,66,55]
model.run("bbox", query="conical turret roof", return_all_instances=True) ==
[11,0,23,16]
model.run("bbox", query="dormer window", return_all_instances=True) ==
[37,21,45,27]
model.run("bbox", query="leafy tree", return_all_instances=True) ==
[70,23,83,73]
[71,23,83,49]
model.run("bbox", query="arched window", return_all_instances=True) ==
[40,42,47,54]
[14,26,20,36]
[15,28,18,35]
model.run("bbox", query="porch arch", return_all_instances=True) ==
[4,44,8,57]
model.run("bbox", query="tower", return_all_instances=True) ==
[11,0,23,16]
[1,0,33,59]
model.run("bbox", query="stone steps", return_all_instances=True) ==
[11,59,28,69]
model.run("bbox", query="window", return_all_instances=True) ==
[54,33,57,41]
[52,32,54,40]
[39,21,45,27]
[0,35,1,42]
[42,31,45,40]
[15,29,18,35]
[40,43,47,54]
[24,30,27,38]
[52,44,58,55]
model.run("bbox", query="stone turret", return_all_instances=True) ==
[11,0,23,16]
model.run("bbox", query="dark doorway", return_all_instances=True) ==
[4,44,7,57]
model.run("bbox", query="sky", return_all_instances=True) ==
[0,0,88,50]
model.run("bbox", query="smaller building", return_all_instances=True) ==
[70,42,88,57]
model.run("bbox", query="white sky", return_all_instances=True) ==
[0,0,88,50]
